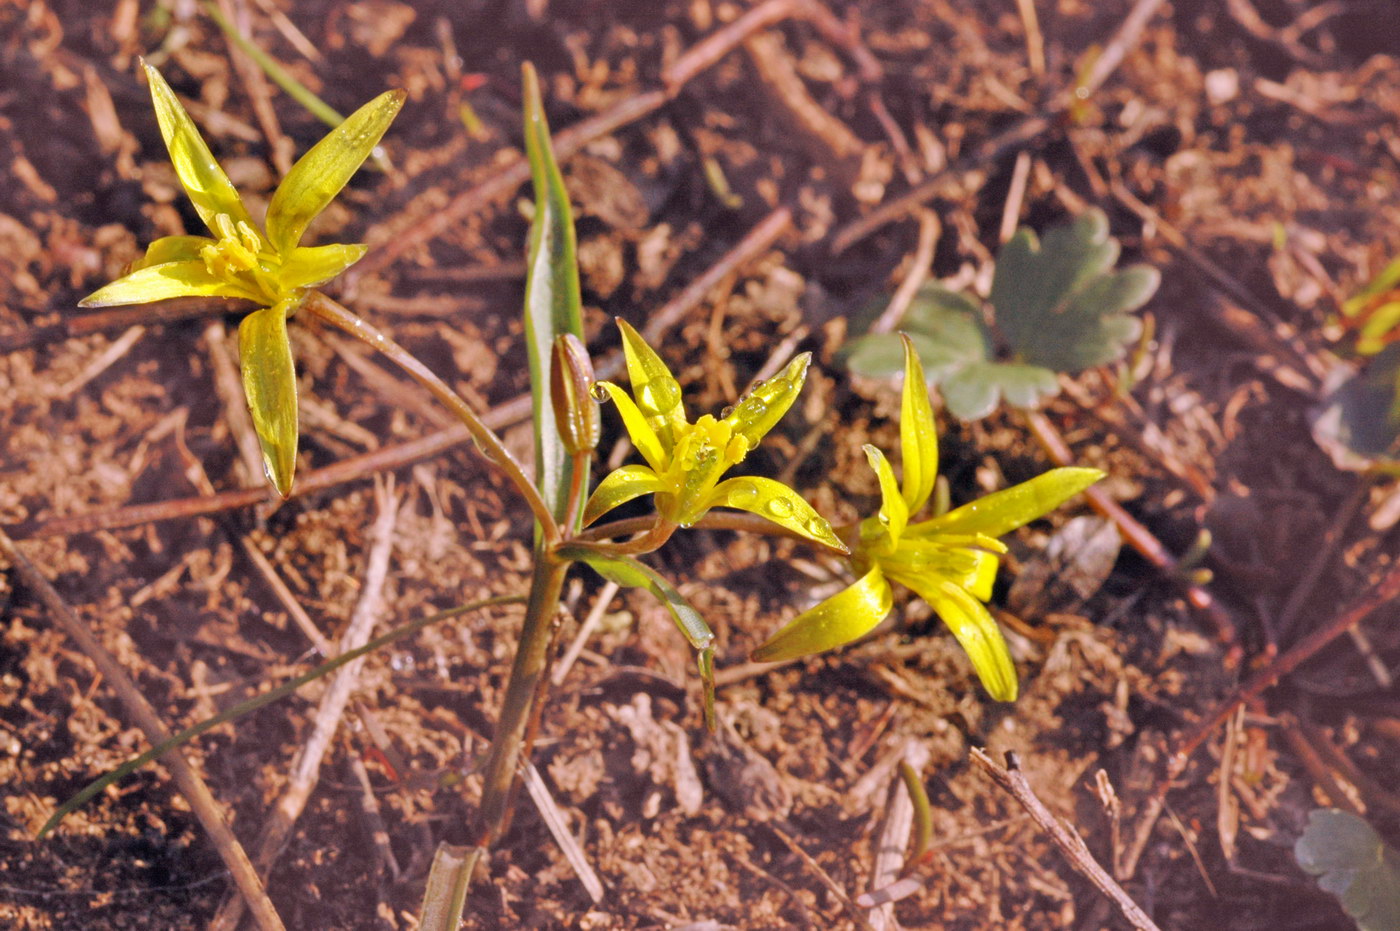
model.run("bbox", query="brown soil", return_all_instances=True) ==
[2,1,1398,928]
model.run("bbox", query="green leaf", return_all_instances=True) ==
[562,547,716,727]
[751,566,893,663]
[1311,346,1400,472]
[844,211,1157,422]
[79,260,262,307]
[264,88,406,256]
[521,62,585,530]
[993,208,1156,373]
[239,298,300,497]
[1295,809,1400,931]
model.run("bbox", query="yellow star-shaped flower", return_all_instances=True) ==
[81,63,405,497]
[583,319,847,552]
[752,335,1103,701]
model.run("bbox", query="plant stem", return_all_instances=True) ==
[303,291,559,542]
[475,549,570,842]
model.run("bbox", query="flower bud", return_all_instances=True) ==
[551,333,600,455]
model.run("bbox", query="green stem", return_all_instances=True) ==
[304,291,560,543]
[475,550,570,842]
[565,518,677,558]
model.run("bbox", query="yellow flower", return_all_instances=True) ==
[583,319,847,552]
[81,63,405,497]
[752,336,1103,701]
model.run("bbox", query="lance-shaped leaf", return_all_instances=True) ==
[520,62,585,529]
[751,566,893,663]
[562,546,717,728]
[239,298,300,497]
[143,62,256,234]
[265,88,406,256]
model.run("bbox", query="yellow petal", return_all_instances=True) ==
[239,299,300,497]
[133,235,215,270]
[707,476,848,553]
[884,543,1000,602]
[724,352,810,448]
[898,573,1018,701]
[597,381,667,472]
[277,243,368,291]
[751,567,893,663]
[143,63,256,234]
[582,464,664,526]
[616,318,686,449]
[79,260,261,307]
[865,445,909,545]
[898,335,939,514]
[908,467,1104,539]
[265,89,406,256]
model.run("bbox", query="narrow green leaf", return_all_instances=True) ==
[521,61,585,530]
[418,843,479,931]
[751,567,893,663]
[143,62,256,234]
[562,546,716,725]
[239,298,300,497]
[265,88,406,256]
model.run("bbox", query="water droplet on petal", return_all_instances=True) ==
[766,497,795,519]
[728,481,759,506]
[805,516,828,537]
[720,405,735,419]
[590,383,610,402]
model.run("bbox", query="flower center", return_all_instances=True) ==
[201,213,280,302]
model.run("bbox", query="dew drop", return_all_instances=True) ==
[804,516,828,537]
[720,405,735,419]
[728,481,759,506]
[590,382,610,402]
[765,497,795,519]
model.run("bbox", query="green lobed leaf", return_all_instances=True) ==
[993,208,1158,373]
[1295,809,1400,931]
[520,62,585,530]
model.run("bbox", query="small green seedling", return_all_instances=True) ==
[753,336,1103,701]
[846,208,1160,420]
[81,63,404,496]
[1295,808,1400,931]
